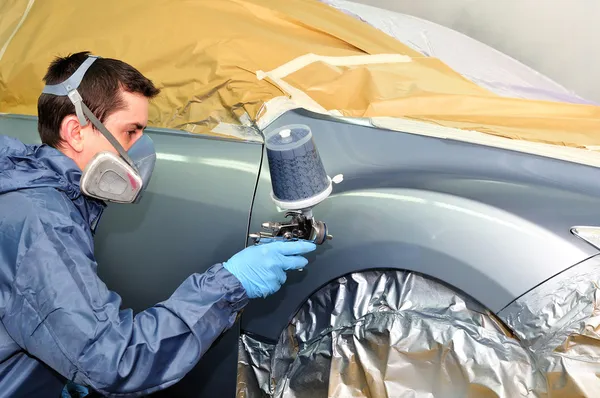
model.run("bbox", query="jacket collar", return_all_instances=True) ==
[35,144,107,233]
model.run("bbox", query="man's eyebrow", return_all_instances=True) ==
[125,122,146,130]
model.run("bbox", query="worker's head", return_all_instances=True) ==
[38,51,160,166]
[37,51,161,203]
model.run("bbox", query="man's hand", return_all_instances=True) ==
[223,241,317,298]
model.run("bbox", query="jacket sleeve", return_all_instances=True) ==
[3,203,249,396]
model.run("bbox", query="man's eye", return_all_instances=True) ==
[127,130,136,136]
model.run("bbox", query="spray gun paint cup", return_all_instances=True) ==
[265,124,332,211]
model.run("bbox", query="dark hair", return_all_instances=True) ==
[37,51,160,148]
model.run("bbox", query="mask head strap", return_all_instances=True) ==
[41,55,137,170]
[42,56,97,126]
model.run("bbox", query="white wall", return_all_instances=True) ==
[352,0,600,103]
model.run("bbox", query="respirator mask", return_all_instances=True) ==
[42,55,156,204]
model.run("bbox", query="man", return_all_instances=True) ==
[0,51,316,397]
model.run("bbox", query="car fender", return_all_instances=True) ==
[241,109,600,340]
[241,185,592,340]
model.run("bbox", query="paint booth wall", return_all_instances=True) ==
[351,0,600,103]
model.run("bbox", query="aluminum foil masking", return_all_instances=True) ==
[498,255,600,397]
[238,270,543,397]
[238,263,600,397]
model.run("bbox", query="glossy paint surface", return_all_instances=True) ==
[242,109,600,340]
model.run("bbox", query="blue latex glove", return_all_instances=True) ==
[223,240,317,298]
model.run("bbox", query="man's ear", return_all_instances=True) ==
[59,115,85,152]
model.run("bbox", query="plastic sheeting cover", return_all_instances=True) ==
[319,0,595,105]
[238,268,600,397]
[0,0,419,140]
[1,0,600,149]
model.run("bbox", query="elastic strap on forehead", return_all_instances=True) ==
[41,55,137,170]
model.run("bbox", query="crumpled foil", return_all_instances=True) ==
[237,333,274,398]
[499,255,600,398]
[238,261,600,397]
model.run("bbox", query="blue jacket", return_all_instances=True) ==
[0,135,249,397]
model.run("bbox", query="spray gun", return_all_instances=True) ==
[249,124,333,246]
[250,210,332,245]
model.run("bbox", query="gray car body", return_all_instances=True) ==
[2,108,599,396]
